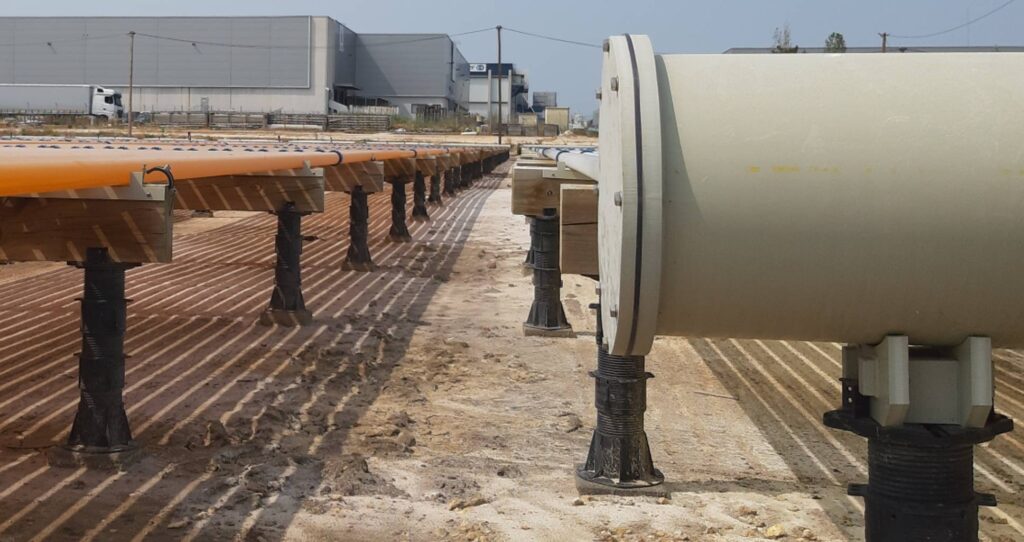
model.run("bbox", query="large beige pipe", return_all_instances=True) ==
[599,35,1024,356]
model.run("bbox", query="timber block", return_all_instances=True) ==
[175,171,324,213]
[0,195,173,263]
[325,161,385,193]
[383,157,417,178]
[511,166,595,216]
[560,185,599,277]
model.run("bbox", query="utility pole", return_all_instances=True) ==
[879,32,888,53]
[495,25,503,144]
[127,31,135,137]
[487,68,493,132]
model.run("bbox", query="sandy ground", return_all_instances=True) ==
[0,157,1022,541]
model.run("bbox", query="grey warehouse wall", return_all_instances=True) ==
[0,16,313,88]
[332,21,357,88]
[354,33,468,111]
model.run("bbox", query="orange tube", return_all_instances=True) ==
[0,142,497,197]
[0,147,426,196]
[0,148,344,196]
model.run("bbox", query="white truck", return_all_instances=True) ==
[0,84,123,120]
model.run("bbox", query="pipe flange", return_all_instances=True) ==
[599,35,663,356]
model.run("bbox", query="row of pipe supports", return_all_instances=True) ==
[55,155,506,464]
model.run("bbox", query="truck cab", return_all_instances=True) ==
[92,86,123,120]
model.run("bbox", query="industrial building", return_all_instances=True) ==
[531,91,556,112]
[467,62,529,124]
[543,106,570,132]
[348,33,470,117]
[0,16,473,117]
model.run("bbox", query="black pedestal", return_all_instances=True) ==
[260,203,312,326]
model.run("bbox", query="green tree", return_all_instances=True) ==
[825,32,847,53]
[772,23,799,53]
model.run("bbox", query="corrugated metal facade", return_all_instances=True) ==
[332,21,358,89]
[0,17,312,87]
[0,16,470,116]
[353,33,470,117]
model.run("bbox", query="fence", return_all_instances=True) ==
[268,114,391,132]
[496,123,562,137]
[332,104,400,116]
[145,112,390,132]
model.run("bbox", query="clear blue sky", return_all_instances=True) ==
[5,1,1023,117]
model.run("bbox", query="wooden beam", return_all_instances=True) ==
[511,165,595,216]
[543,164,593,181]
[560,184,599,277]
[324,161,385,193]
[416,157,438,176]
[174,169,325,213]
[0,194,173,264]
[382,157,417,178]
[434,154,453,170]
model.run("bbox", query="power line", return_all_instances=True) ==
[452,27,496,37]
[890,0,1016,39]
[356,27,494,48]
[502,27,601,49]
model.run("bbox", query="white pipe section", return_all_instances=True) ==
[537,147,600,180]
[599,35,1024,356]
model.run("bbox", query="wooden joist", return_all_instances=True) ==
[434,154,453,170]
[382,157,417,178]
[560,184,599,277]
[462,149,481,165]
[416,157,438,176]
[324,161,385,193]
[511,165,596,216]
[0,193,174,263]
[174,168,325,213]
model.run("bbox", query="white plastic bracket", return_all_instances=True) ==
[848,335,993,428]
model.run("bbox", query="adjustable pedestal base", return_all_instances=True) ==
[343,186,375,272]
[55,247,139,468]
[523,211,572,336]
[261,203,311,326]
[576,302,663,493]
[443,168,457,198]
[824,348,1014,542]
[47,444,142,471]
[259,308,313,327]
[411,171,430,222]
[522,217,536,277]
[428,173,443,206]
[522,324,575,338]
[388,179,412,242]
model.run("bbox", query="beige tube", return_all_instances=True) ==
[598,35,1024,355]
